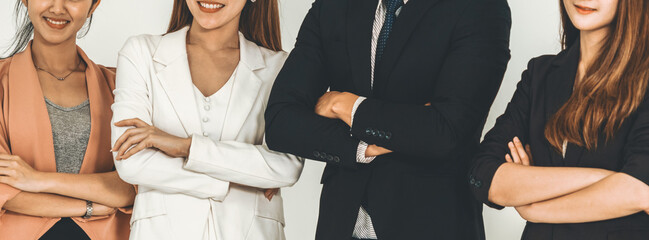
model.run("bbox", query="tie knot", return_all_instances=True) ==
[385,0,403,14]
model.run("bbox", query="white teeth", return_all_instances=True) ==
[46,17,67,25]
[199,2,225,9]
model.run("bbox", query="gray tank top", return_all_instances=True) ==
[45,98,91,174]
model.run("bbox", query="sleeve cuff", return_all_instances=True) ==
[356,141,376,164]
[469,159,505,210]
[350,96,367,127]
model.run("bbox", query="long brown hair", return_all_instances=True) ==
[166,0,282,51]
[545,0,649,151]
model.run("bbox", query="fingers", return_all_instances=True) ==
[424,102,432,106]
[513,137,530,166]
[113,127,145,152]
[525,144,533,166]
[505,153,513,163]
[0,168,16,177]
[507,141,521,164]
[116,133,149,159]
[120,142,149,160]
[0,154,19,161]
[114,118,149,128]
[265,188,279,201]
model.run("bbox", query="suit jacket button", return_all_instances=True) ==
[365,128,372,135]
[371,130,378,136]
[385,132,392,140]
[378,131,385,138]
[475,180,482,188]
[333,156,340,163]
[327,155,334,161]
[313,151,321,158]
[469,178,476,185]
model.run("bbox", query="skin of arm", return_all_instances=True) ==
[515,173,649,223]
[0,154,134,208]
[4,192,116,218]
[489,137,615,207]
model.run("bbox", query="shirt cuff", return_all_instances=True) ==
[350,96,367,127]
[356,141,376,164]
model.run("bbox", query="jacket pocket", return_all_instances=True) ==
[607,229,649,240]
[130,191,167,225]
[254,191,285,226]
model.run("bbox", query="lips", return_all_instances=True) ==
[44,17,70,29]
[198,1,225,13]
[574,4,597,15]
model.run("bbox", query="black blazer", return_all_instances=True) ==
[469,44,649,240]
[265,0,511,239]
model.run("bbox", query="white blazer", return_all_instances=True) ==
[111,27,304,240]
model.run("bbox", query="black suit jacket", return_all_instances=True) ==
[265,0,511,239]
[469,44,649,240]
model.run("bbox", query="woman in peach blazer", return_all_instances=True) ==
[0,0,134,239]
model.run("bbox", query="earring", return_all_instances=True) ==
[251,0,256,2]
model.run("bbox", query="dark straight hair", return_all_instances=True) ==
[167,0,282,51]
[2,0,99,59]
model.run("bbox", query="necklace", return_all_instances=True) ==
[35,60,83,81]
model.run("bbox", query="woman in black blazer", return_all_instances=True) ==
[469,0,649,239]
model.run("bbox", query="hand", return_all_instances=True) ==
[365,145,392,157]
[92,202,117,216]
[505,137,533,166]
[264,188,279,201]
[315,91,359,126]
[0,154,46,192]
[113,118,192,160]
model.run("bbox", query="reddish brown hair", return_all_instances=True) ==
[546,0,649,151]
[167,0,282,51]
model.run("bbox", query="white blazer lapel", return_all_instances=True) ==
[153,27,203,137]
[220,33,266,140]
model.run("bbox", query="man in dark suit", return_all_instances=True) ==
[265,0,511,239]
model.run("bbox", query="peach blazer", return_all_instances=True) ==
[0,44,131,240]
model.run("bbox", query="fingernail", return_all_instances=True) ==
[514,137,520,143]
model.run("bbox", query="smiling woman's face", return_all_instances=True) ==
[24,0,98,45]
[563,0,618,32]
[186,0,247,30]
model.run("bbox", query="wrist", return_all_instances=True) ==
[34,171,53,193]
[180,137,192,158]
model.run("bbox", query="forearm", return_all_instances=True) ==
[40,171,135,208]
[517,173,649,223]
[489,163,615,206]
[4,192,86,218]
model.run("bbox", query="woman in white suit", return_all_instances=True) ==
[110,0,304,239]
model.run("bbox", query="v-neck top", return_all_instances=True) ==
[192,66,238,141]
[45,98,91,174]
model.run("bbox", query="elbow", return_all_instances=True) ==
[113,161,142,186]
[487,184,516,207]
[634,181,649,211]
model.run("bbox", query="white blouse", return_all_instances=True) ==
[192,66,238,141]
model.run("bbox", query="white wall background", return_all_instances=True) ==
[0,0,562,239]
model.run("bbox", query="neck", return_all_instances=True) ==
[31,32,81,73]
[187,19,240,51]
[578,27,609,77]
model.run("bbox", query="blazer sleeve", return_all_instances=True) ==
[0,74,20,215]
[183,135,304,189]
[468,58,536,209]
[264,0,361,169]
[350,0,512,160]
[621,94,649,187]
[112,38,229,200]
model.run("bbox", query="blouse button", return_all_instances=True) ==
[204,97,210,102]
[204,105,211,111]
[202,117,209,122]
[203,132,209,137]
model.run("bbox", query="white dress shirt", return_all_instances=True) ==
[352,0,408,238]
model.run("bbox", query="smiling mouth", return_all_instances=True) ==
[198,1,225,13]
[44,17,70,29]
[574,4,597,14]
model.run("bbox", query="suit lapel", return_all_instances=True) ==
[7,45,57,172]
[347,0,377,97]
[220,35,264,140]
[374,0,440,94]
[78,47,115,174]
[153,27,203,137]
[544,43,580,166]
